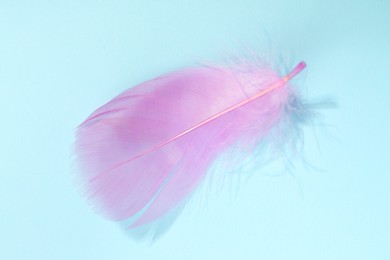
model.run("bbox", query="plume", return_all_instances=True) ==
[75,60,308,237]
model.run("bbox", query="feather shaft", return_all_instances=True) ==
[101,62,306,173]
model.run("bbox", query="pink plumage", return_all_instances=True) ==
[75,60,307,236]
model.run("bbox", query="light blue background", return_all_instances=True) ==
[1,1,389,259]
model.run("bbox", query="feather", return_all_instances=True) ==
[75,60,308,236]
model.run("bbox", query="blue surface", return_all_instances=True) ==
[1,1,389,259]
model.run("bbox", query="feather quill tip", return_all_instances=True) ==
[284,61,306,81]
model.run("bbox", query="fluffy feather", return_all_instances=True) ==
[75,60,307,235]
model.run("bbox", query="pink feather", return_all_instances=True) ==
[75,60,307,236]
